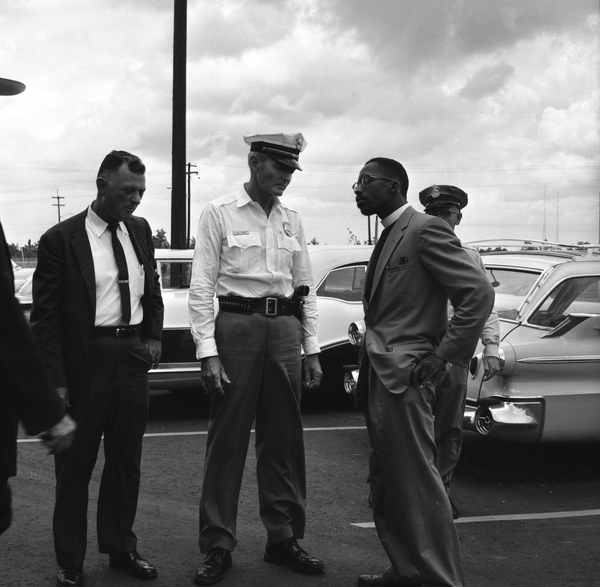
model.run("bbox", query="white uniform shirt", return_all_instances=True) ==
[448,245,500,358]
[86,205,145,326]
[188,186,320,359]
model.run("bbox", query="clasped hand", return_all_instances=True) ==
[410,352,447,389]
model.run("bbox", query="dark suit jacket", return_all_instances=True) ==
[0,221,63,480]
[30,208,164,404]
[357,206,495,398]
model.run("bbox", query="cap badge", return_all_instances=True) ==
[430,185,441,199]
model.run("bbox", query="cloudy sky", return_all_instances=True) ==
[1,0,598,249]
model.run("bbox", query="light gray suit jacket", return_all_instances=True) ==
[357,206,495,398]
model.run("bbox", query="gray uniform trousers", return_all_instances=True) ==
[433,364,469,488]
[198,311,306,552]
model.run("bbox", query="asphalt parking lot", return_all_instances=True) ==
[3,390,599,587]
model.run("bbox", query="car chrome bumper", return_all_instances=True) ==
[463,397,544,443]
[148,362,201,390]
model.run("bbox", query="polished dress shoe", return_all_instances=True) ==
[56,564,83,587]
[264,537,324,574]
[194,547,232,585]
[357,573,421,586]
[109,550,157,580]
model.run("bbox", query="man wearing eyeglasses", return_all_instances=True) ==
[352,159,494,587]
[420,185,500,520]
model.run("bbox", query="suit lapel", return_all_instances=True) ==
[368,207,414,302]
[125,220,145,265]
[70,211,96,315]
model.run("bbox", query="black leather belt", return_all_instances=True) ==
[218,295,296,317]
[95,325,141,338]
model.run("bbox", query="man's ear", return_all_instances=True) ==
[248,153,261,173]
[390,181,399,192]
[96,177,106,192]
[455,212,463,226]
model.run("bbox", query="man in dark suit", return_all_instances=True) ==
[31,150,164,586]
[353,158,494,587]
[0,75,75,538]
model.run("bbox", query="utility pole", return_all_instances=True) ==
[543,183,547,240]
[52,189,64,222]
[186,162,198,247]
[171,0,187,250]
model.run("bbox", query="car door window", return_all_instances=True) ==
[529,276,600,328]
[159,261,192,289]
[316,265,366,302]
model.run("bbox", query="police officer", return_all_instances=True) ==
[420,185,500,518]
[188,133,324,585]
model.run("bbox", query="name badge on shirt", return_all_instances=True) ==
[233,230,249,235]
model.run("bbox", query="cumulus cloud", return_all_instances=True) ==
[0,0,598,247]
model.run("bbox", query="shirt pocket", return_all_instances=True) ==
[130,263,145,299]
[277,233,302,267]
[225,232,262,273]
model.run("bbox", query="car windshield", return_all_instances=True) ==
[529,275,600,328]
[485,267,540,320]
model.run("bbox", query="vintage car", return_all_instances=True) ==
[153,245,373,401]
[12,259,35,292]
[17,245,373,401]
[344,239,600,443]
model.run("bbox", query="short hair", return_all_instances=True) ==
[97,150,145,179]
[365,157,409,197]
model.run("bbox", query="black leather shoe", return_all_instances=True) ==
[194,547,232,585]
[264,537,324,574]
[449,496,459,519]
[56,564,83,587]
[358,574,421,586]
[109,550,157,580]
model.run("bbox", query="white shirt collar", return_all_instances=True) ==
[238,185,281,210]
[87,204,129,237]
[381,202,410,229]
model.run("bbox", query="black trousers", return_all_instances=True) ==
[53,333,152,568]
[0,480,11,535]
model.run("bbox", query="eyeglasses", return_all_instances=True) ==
[352,174,397,191]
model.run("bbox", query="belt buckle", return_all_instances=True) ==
[265,297,277,316]
[115,327,128,337]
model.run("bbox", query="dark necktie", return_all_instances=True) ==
[364,222,395,300]
[107,223,131,325]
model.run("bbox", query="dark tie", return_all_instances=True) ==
[107,223,131,325]
[364,222,395,300]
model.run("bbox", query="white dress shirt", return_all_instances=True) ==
[188,186,320,359]
[86,205,145,326]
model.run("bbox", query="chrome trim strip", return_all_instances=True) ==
[517,356,600,364]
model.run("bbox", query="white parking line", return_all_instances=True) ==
[17,425,368,443]
[17,431,598,527]
[352,509,600,527]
